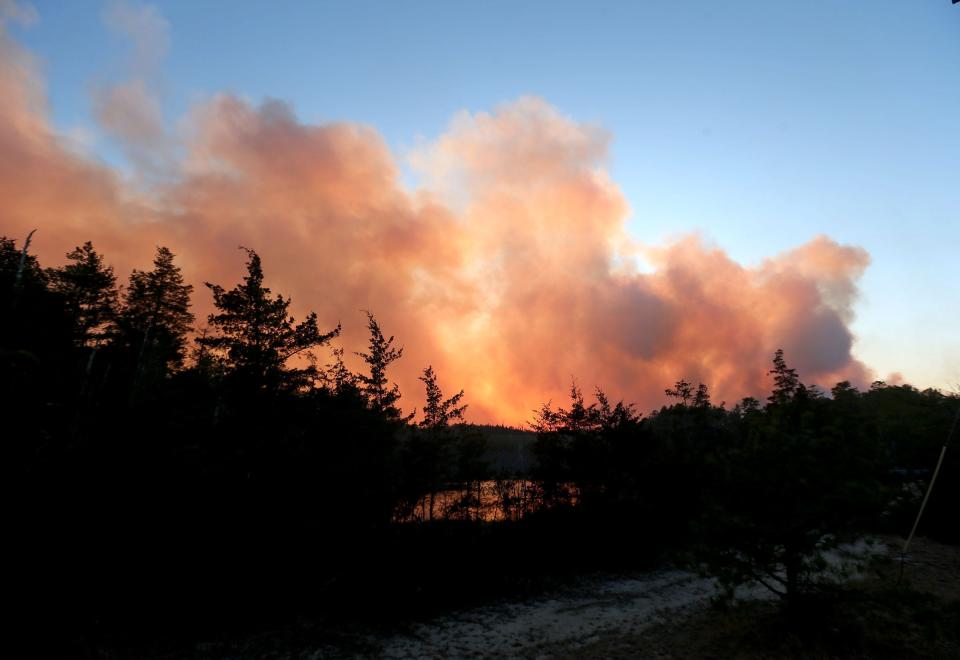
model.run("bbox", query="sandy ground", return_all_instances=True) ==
[327,540,883,659]
[191,536,958,659]
[360,570,768,659]
[193,569,760,659]
[887,534,960,601]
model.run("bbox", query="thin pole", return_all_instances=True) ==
[903,444,949,553]
[899,403,958,580]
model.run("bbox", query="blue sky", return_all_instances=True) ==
[11,0,960,390]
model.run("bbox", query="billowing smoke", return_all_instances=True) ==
[0,13,872,423]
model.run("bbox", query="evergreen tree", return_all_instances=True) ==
[116,246,195,374]
[700,351,886,612]
[665,378,694,405]
[566,380,598,433]
[355,311,410,421]
[1,235,52,344]
[419,365,467,430]
[594,387,640,431]
[768,348,799,405]
[196,248,339,394]
[693,382,711,409]
[324,346,358,395]
[1,235,74,445]
[47,241,118,346]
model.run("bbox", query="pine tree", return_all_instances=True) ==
[665,379,694,405]
[1,234,46,314]
[566,379,598,432]
[768,348,799,405]
[693,382,711,409]
[0,234,72,358]
[324,346,357,395]
[117,246,194,374]
[419,365,467,430]
[594,387,640,430]
[47,241,118,346]
[197,248,339,393]
[355,311,410,421]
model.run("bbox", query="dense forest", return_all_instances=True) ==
[3,236,956,657]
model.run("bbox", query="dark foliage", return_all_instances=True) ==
[3,234,956,657]
[46,241,119,347]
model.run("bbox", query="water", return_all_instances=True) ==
[396,479,578,523]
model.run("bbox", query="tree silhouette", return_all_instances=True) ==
[47,241,118,347]
[116,246,194,377]
[693,382,711,409]
[356,311,411,421]
[767,348,799,405]
[7,232,960,656]
[1,235,54,337]
[699,350,886,612]
[566,380,599,433]
[197,248,339,394]
[324,346,358,395]
[419,365,467,430]
[665,378,694,405]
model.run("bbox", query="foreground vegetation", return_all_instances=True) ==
[612,536,960,659]
[3,236,956,657]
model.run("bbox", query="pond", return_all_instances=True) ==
[396,479,579,523]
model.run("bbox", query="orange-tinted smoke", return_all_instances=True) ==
[0,23,873,424]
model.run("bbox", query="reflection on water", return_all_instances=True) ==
[396,480,578,523]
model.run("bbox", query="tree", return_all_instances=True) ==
[665,379,694,405]
[196,248,339,394]
[768,348,799,405]
[566,380,599,433]
[47,241,118,346]
[693,382,711,409]
[395,366,469,520]
[699,351,886,613]
[115,246,194,376]
[0,235,61,347]
[1,235,75,449]
[324,346,358,396]
[355,311,411,422]
[419,365,467,431]
[595,387,641,431]
[732,396,761,417]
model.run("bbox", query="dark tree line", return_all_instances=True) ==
[2,234,956,656]
[528,356,957,607]
[3,238,486,654]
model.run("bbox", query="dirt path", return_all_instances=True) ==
[193,538,915,659]
[353,570,770,659]
[357,541,890,659]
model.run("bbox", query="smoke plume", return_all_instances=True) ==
[0,13,873,423]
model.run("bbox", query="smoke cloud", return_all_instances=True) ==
[0,14,873,423]
[93,0,174,178]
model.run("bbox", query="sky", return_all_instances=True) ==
[2,0,959,422]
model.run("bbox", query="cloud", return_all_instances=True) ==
[0,22,129,253]
[102,0,169,73]
[0,20,875,423]
[93,78,169,171]
[94,1,173,177]
[0,0,37,28]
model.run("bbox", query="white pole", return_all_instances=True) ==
[902,405,958,556]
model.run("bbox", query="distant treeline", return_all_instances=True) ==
[3,236,956,656]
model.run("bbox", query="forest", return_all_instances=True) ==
[3,236,957,657]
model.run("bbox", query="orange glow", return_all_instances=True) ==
[0,29,873,424]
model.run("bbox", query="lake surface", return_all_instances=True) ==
[398,479,577,522]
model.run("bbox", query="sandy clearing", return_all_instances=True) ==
[344,570,771,659]
[335,540,885,659]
